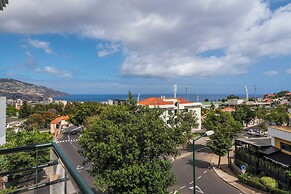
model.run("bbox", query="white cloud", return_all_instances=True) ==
[1,1,291,78]
[121,53,250,78]
[97,42,122,57]
[263,70,278,76]
[43,66,72,78]
[27,39,54,54]
[286,68,291,74]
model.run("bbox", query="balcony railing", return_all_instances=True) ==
[0,142,93,194]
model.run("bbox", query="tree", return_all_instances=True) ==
[203,109,242,168]
[0,130,52,181]
[264,105,289,126]
[78,98,179,193]
[167,110,198,145]
[43,111,57,128]
[232,104,255,126]
[18,101,31,118]
[6,105,17,117]
[67,102,103,126]
[24,113,45,131]
[227,94,240,99]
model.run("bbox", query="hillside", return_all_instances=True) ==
[0,78,67,101]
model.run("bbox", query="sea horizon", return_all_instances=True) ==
[54,93,263,103]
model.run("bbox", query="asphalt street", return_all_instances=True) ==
[57,126,103,193]
[170,142,242,194]
[58,127,242,194]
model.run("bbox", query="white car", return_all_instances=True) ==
[247,129,256,135]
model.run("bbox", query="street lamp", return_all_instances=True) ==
[193,130,214,194]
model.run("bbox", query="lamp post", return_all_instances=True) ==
[193,130,214,194]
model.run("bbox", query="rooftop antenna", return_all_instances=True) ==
[245,86,249,102]
[173,84,177,98]
[254,85,257,102]
[196,93,199,102]
[185,83,188,101]
[137,93,140,102]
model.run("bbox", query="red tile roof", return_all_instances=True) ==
[50,116,69,124]
[263,98,273,102]
[176,98,191,104]
[137,97,192,106]
[222,107,235,112]
[137,97,173,106]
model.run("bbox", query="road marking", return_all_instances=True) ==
[76,165,84,170]
[57,139,79,143]
[189,186,204,193]
[204,170,207,174]
[197,176,201,179]
[180,186,185,190]
[189,181,193,184]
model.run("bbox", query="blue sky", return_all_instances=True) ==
[0,0,290,95]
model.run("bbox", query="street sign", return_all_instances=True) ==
[241,165,246,174]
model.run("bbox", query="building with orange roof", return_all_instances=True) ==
[137,96,202,129]
[50,115,69,135]
[222,107,235,113]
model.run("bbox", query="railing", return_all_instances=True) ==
[0,142,93,194]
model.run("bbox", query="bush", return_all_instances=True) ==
[238,174,268,192]
[234,158,245,167]
[269,187,291,194]
[260,176,278,190]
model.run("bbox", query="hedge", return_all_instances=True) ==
[238,174,268,192]
[269,187,291,194]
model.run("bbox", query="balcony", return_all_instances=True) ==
[0,142,93,194]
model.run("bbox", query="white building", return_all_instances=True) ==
[0,97,6,145]
[137,97,202,129]
[227,99,244,106]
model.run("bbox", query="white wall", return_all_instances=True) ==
[0,97,6,145]
[268,126,291,146]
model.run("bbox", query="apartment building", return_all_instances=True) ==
[137,97,202,130]
[268,126,291,155]
[0,97,6,145]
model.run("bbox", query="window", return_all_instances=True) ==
[280,142,291,153]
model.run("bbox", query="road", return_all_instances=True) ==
[57,126,103,193]
[58,127,242,194]
[170,141,242,194]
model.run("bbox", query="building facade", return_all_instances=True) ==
[137,97,202,130]
[0,97,6,145]
[268,126,291,155]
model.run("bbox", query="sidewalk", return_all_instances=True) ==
[210,153,268,194]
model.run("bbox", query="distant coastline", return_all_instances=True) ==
[54,93,263,103]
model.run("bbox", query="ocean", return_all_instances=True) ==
[54,93,262,103]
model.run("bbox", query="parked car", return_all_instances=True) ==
[247,129,257,135]
[259,130,268,136]
[247,129,268,136]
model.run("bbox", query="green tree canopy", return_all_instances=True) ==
[0,130,52,177]
[24,113,45,131]
[6,105,17,117]
[79,99,179,193]
[203,109,242,167]
[232,104,255,126]
[18,101,31,118]
[264,105,289,126]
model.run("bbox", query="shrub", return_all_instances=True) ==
[238,174,268,192]
[269,187,291,194]
[234,158,245,168]
[260,176,278,190]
